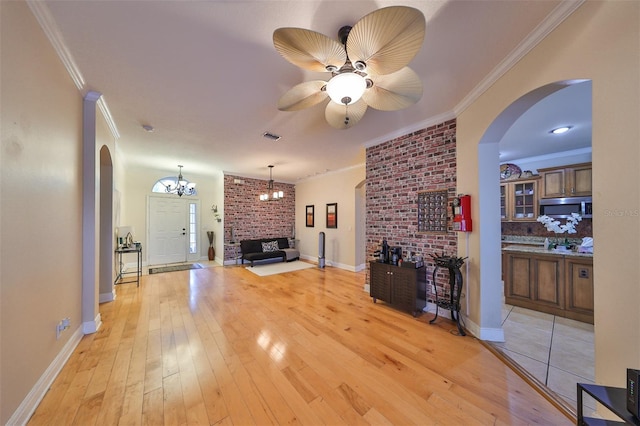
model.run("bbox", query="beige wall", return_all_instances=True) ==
[295,166,366,270]
[121,166,225,264]
[1,1,93,422]
[458,0,639,386]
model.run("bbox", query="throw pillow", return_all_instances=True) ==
[261,240,279,252]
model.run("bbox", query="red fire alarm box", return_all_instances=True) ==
[453,194,472,232]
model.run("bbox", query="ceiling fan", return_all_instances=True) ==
[273,6,426,129]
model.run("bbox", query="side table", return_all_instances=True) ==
[225,242,243,265]
[578,382,640,425]
[114,245,142,287]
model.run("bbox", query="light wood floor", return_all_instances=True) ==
[29,263,573,425]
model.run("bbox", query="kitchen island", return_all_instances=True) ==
[502,244,593,324]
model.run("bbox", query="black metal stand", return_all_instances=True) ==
[429,254,466,336]
[114,245,142,287]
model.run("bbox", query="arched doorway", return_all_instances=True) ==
[99,146,114,302]
[477,80,593,406]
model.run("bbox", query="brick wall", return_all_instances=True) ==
[223,174,295,261]
[366,118,458,300]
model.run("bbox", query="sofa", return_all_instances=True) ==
[240,237,299,267]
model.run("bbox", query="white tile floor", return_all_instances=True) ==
[492,304,596,412]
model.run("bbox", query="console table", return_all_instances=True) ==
[578,383,640,425]
[114,245,142,287]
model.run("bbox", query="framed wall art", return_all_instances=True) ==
[326,203,337,228]
[306,205,314,227]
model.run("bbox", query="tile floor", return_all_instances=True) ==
[492,304,596,412]
[140,259,219,275]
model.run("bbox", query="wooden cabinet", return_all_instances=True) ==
[504,252,564,311]
[500,178,539,221]
[538,162,592,198]
[565,257,594,323]
[503,250,593,323]
[370,261,426,316]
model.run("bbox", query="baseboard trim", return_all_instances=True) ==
[99,289,116,303]
[82,313,102,335]
[6,327,83,425]
[481,341,577,423]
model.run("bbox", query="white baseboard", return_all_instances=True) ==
[6,327,83,425]
[82,313,102,335]
[99,289,116,303]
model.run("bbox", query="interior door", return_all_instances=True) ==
[148,196,188,265]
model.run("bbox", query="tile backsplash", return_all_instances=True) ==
[502,218,592,238]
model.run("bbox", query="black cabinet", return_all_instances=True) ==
[369,261,426,316]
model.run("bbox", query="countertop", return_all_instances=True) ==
[502,244,593,258]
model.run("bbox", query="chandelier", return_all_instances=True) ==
[259,165,284,201]
[157,165,196,197]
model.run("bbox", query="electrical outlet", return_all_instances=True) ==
[56,317,71,340]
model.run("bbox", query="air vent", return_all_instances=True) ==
[233,178,244,184]
[263,132,281,141]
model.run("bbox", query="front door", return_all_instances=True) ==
[148,196,189,265]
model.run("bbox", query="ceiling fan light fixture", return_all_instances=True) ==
[326,72,367,105]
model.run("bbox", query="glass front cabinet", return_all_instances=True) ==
[501,178,539,221]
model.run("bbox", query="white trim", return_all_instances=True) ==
[454,0,585,116]
[505,146,592,165]
[99,290,116,303]
[26,1,84,89]
[27,1,120,140]
[82,313,102,335]
[363,111,456,149]
[6,327,83,426]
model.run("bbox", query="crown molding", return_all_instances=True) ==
[454,0,585,117]
[27,1,120,140]
[505,147,591,165]
[363,110,457,149]
[27,1,85,89]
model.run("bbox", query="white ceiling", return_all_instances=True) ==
[34,0,591,182]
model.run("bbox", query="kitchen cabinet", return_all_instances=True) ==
[502,248,593,323]
[370,261,426,316]
[538,162,592,198]
[565,257,594,323]
[500,178,539,221]
[503,251,564,311]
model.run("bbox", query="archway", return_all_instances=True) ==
[477,79,591,329]
[477,80,593,400]
[99,146,114,302]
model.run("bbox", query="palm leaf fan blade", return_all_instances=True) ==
[346,6,425,76]
[273,28,347,72]
[277,81,328,111]
[325,99,367,129]
[362,67,423,111]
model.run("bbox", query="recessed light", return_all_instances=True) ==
[550,126,572,134]
[142,124,154,132]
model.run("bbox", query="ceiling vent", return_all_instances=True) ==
[263,131,281,141]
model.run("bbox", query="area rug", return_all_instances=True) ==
[245,261,314,277]
[149,263,204,274]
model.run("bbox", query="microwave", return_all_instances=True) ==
[539,196,592,219]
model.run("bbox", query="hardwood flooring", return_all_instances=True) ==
[29,263,573,425]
